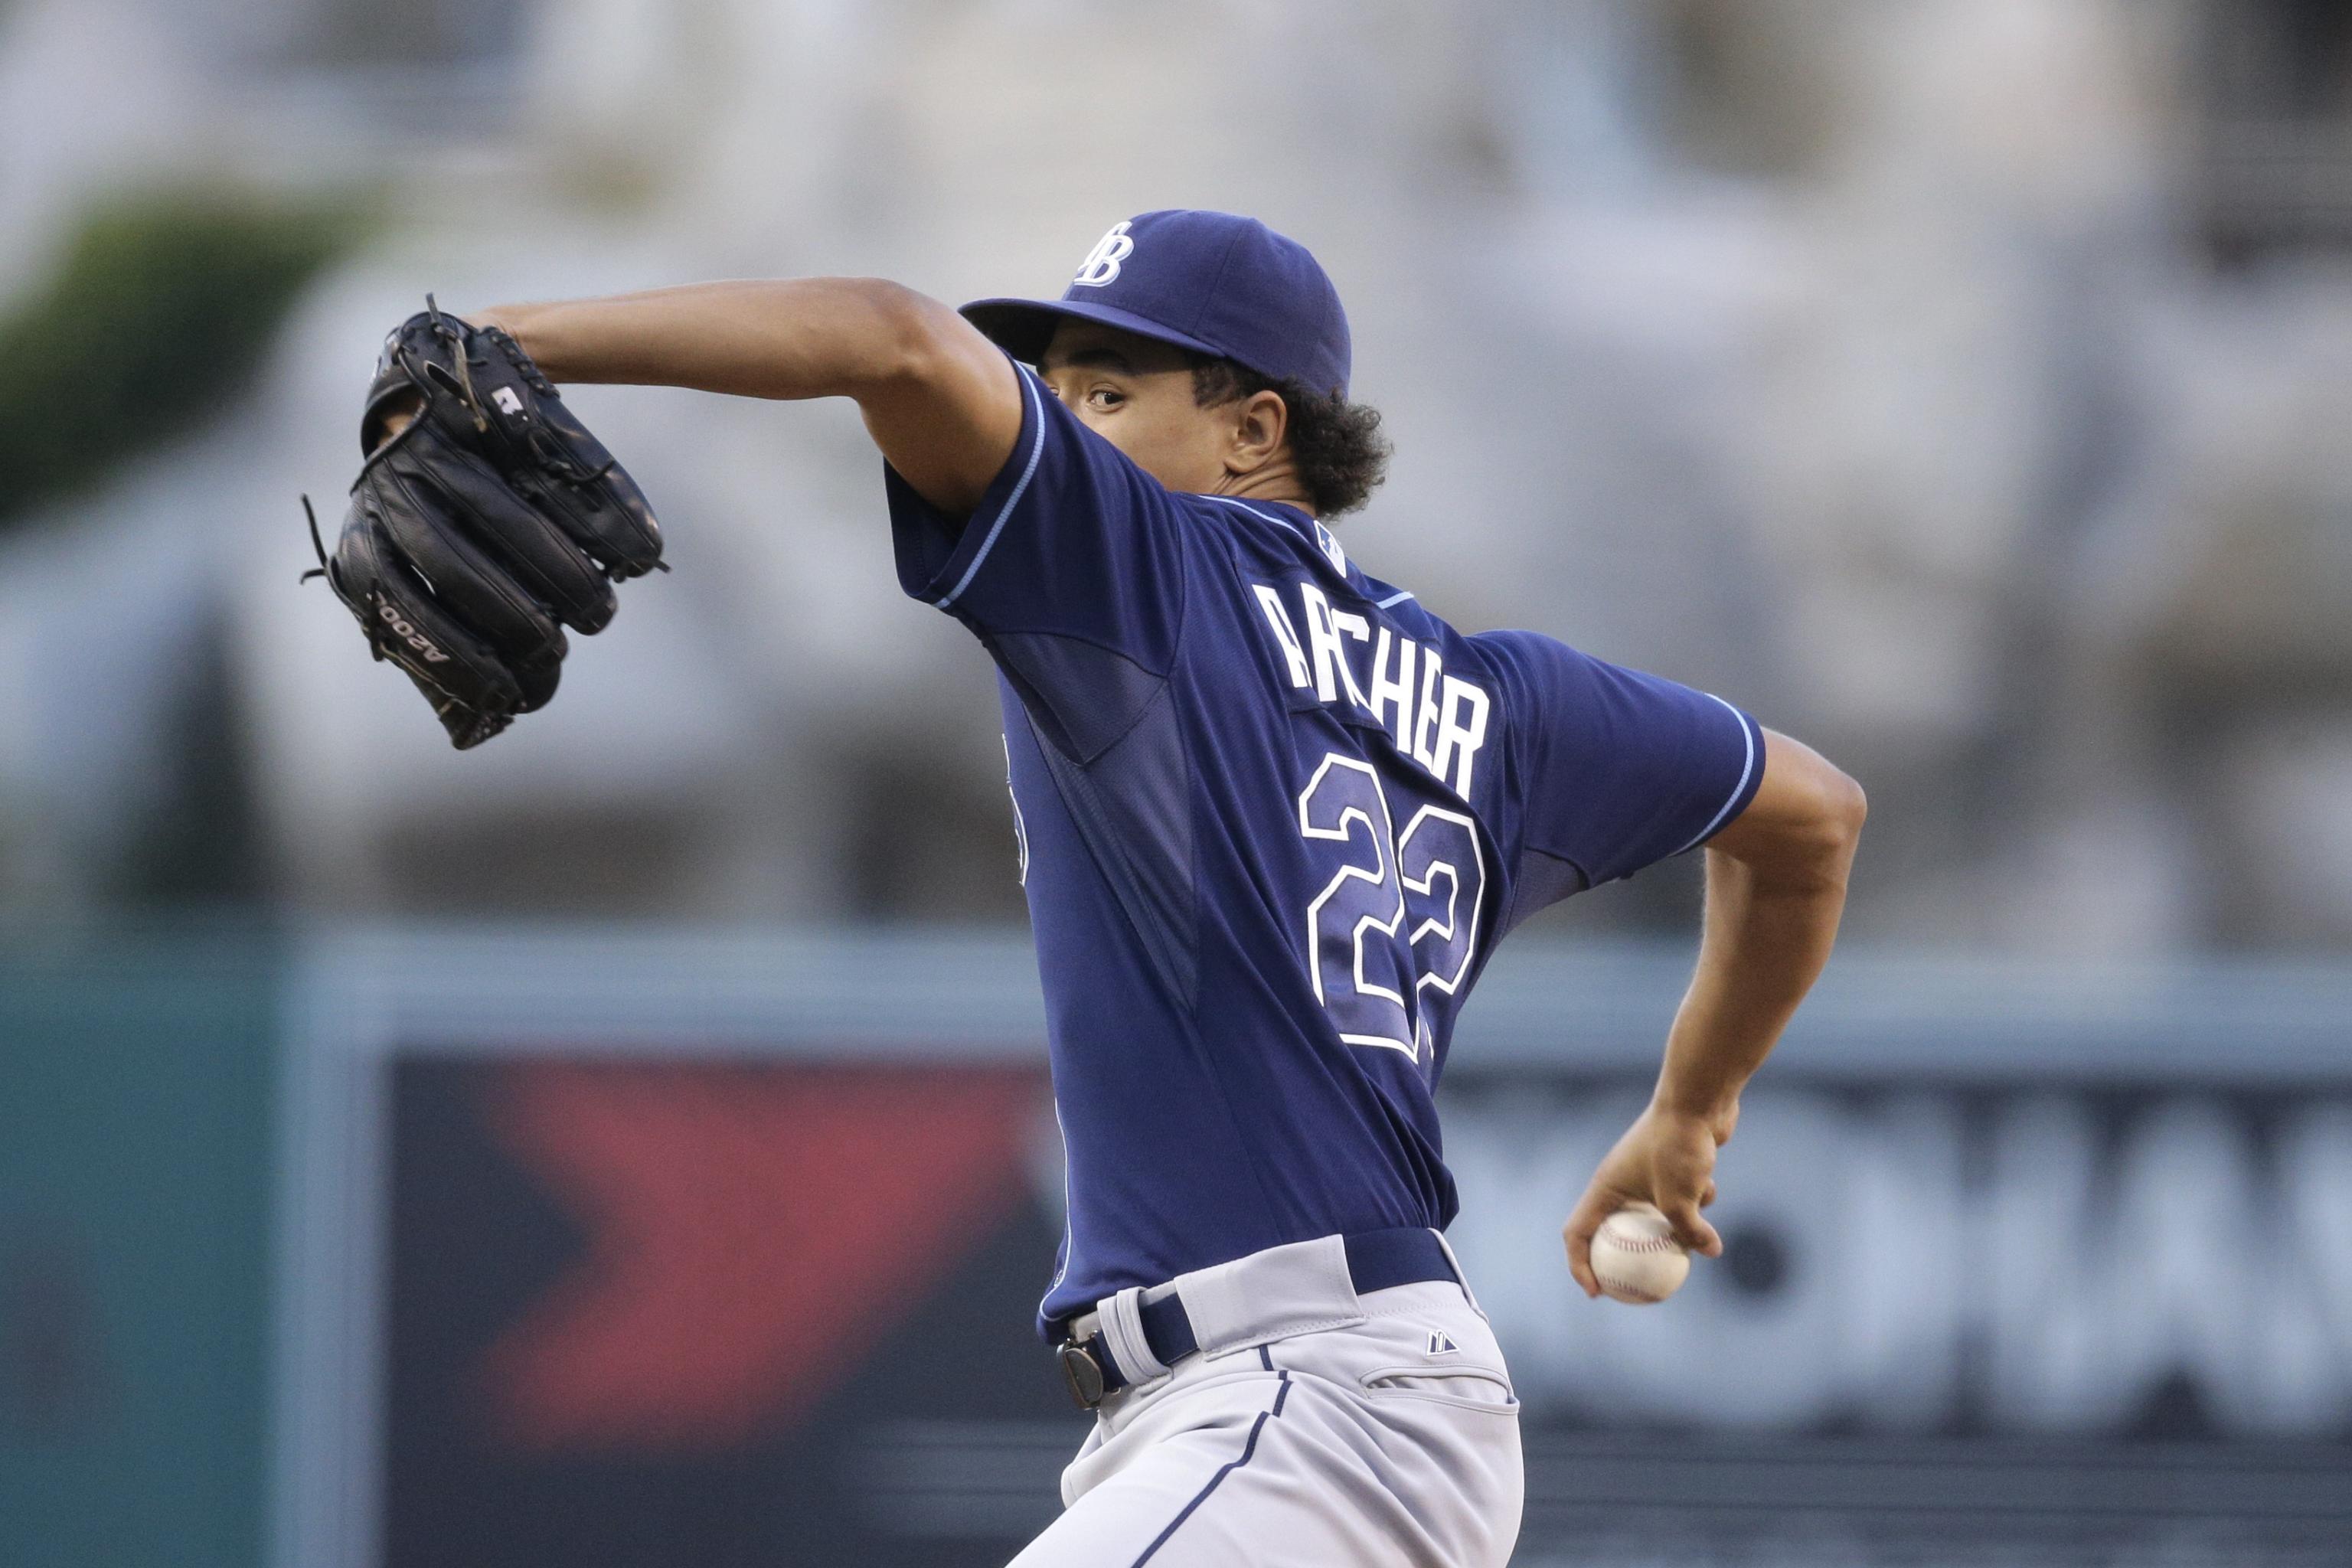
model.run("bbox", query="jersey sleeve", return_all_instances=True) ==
[885,359,1187,675]
[1478,629,1764,912]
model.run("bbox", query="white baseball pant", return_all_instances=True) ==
[1007,1253,1522,1567]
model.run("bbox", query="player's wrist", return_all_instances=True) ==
[466,303,521,335]
[1647,1084,1740,1142]
[465,305,544,368]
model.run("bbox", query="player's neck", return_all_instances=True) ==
[1207,459,1317,518]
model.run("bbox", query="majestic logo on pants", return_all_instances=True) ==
[1072,221,1135,287]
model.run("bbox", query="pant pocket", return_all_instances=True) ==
[1357,1365,1519,1413]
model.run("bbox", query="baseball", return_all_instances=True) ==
[1590,1203,1691,1304]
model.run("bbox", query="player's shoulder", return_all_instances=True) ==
[1182,492,1322,547]
[1195,498,1517,675]
[1459,624,1564,674]
[1452,626,1612,715]
[1188,495,1400,597]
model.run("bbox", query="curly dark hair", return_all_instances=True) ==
[1187,354,1390,518]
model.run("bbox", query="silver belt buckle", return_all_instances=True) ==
[1057,1339,1109,1409]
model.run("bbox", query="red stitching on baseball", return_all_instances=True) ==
[1595,1272,1665,1302]
[1597,1220,1682,1255]
[1600,1233,1680,1254]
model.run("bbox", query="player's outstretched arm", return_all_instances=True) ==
[1563,730,1866,1296]
[471,279,1024,516]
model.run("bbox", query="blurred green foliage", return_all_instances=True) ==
[0,191,366,528]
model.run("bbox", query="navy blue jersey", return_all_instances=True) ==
[887,363,1764,1334]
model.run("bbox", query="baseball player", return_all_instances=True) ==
[350,210,1864,1566]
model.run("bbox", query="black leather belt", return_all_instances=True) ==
[1054,1227,1459,1409]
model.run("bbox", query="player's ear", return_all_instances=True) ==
[1225,388,1289,477]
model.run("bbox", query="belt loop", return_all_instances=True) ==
[1097,1285,1170,1386]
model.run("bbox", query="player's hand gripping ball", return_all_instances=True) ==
[301,297,665,748]
[1589,1203,1691,1304]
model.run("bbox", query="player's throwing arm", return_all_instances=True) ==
[1562,730,1866,1301]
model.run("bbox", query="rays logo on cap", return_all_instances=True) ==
[1071,220,1135,288]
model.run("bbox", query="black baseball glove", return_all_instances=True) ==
[303,298,665,748]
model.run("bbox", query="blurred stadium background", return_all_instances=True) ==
[3,1,2350,1564]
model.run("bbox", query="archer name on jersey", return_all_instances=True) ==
[1250,577,1491,801]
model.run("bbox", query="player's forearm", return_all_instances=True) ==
[472,278,953,402]
[472,277,1023,514]
[1653,845,1852,1122]
[1653,734,1865,1126]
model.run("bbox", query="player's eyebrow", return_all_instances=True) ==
[1040,346,1137,374]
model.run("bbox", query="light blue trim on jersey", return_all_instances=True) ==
[1670,694,1759,856]
[1203,494,1306,537]
[1375,588,1416,609]
[933,368,1049,610]
[1040,1099,1073,1318]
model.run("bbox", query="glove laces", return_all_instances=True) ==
[298,495,330,585]
[424,293,491,435]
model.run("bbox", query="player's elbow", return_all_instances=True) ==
[1712,734,1866,893]
[1779,760,1866,890]
[1819,765,1867,859]
[854,279,988,392]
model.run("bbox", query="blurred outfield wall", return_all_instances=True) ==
[4,929,2350,1568]
[0,939,279,1568]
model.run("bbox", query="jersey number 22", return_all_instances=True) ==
[1297,753,1486,1066]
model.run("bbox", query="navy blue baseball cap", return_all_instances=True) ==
[962,210,1353,399]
